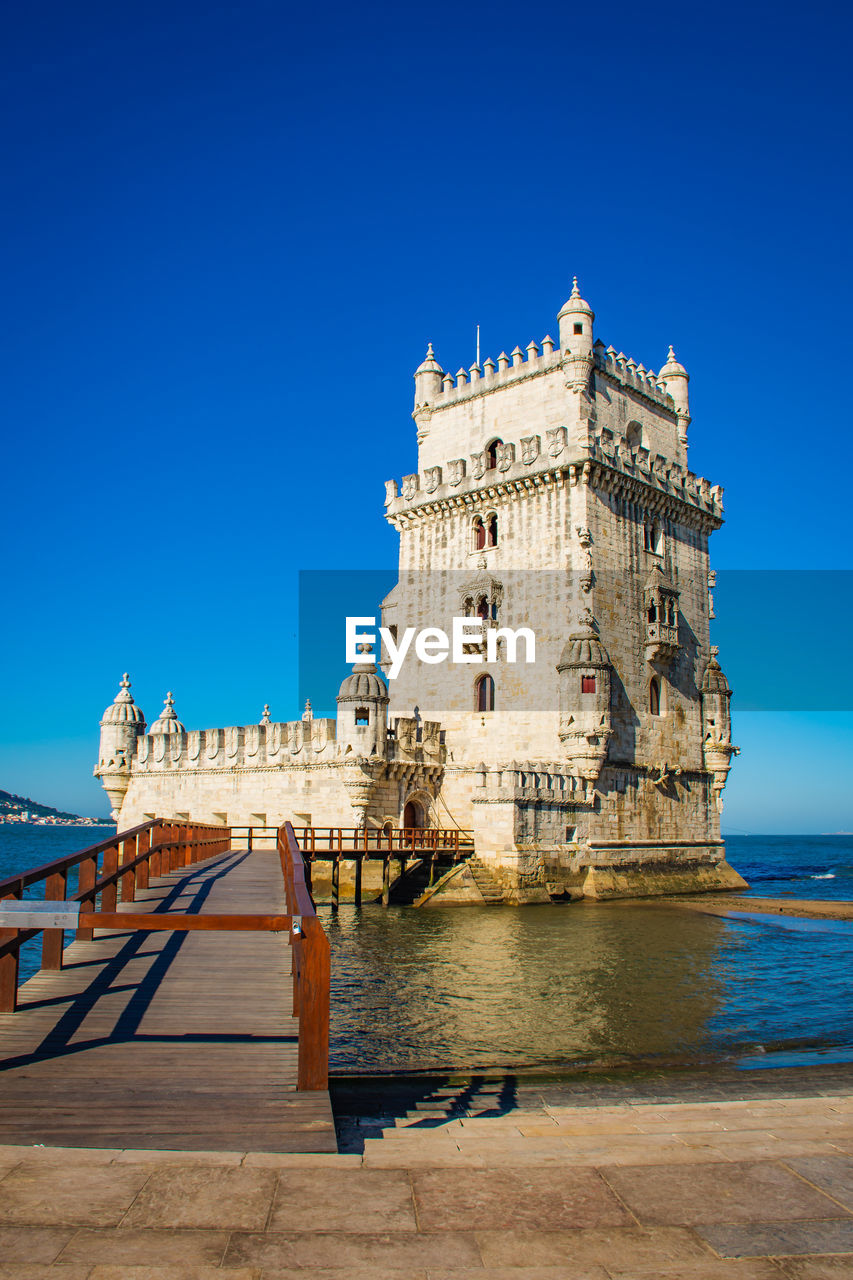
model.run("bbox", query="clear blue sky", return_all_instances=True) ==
[1,0,850,830]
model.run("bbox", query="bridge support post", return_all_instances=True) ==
[382,856,391,907]
[331,857,340,911]
[354,855,362,907]
[42,870,67,970]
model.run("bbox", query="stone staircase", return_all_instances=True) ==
[467,857,505,904]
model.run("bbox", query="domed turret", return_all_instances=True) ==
[557,614,612,782]
[701,648,738,810]
[558,277,595,394]
[336,646,389,757]
[658,344,690,449]
[413,342,443,410]
[149,692,185,735]
[94,674,146,820]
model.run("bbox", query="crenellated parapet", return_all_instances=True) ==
[133,716,339,772]
[385,422,723,528]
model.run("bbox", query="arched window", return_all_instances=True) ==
[626,421,643,449]
[464,596,474,616]
[472,516,486,551]
[581,675,596,694]
[355,707,370,726]
[649,677,662,717]
[666,599,675,626]
[644,519,662,555]
[486,438,503,470]
[476,673,495,712]
[647,601,657,624]
[486,513,498,547]
[477,596,489,620]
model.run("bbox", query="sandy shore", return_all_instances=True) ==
[655,895,853,921]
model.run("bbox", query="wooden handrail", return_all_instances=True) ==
[278,822,329,1091]
[0,819,231,1011]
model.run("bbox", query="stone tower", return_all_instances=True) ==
[382,278,744,898]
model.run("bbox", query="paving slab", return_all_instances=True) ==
[412,1166,631,1232]
[56,1226,230,1266]
[699,1218,853,1258]
[783,1156,853,1211]
[0,1160,152,1227]
[603,1159,851,1226]
[268,1168,416,1233]
[120,1163,277,1230]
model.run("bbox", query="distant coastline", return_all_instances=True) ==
[0,788,112,827]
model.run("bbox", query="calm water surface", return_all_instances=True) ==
[2,826,852,1074]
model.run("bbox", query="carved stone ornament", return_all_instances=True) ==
[547,426,568,457]
[187,730,201,761]
[448,458,466,486]
[138,737,150,764]
[170,737,183,764]
[206,728,221,759]
[401,473,419,502]
[245,725,260,757]
[269,722,282,755]
[154,736,166,763]
[496,442,515,472]
[423,465,442,493]
[312,720,329,750]
[384,479,399,506]
[521,435,540,465]
[226,727,240,759]
[470,451,486,480]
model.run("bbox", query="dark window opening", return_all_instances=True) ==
[649,678,661,717]
[476,673,495,712]
[487,513,498,546]
[473,517,486,550]
[573,323,583,335]
[581,675,596,694]
[477,596,489,620]
[355,707,370,726]
[648,602,657,624]
[486,438,502,470]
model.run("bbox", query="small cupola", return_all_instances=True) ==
[149,691,186,735]
[336,646,389,757]
[558,276,595,355]
[413,342,444,409]
[100,673,145,728]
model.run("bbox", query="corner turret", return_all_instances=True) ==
[701,647,739,809]
[336,646,389,757]
[659,345,690,450]
[414,342,443,404]
[94,674,146,819]
[557,613,613,782]
[558,277,594,393]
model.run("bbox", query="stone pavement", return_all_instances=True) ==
[3,1066,853,1277]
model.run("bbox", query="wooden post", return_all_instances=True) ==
[382,856,391,907]
[0,889,22,1012]
[354,855,362,907]
[331,857,339,911]
[137,827,150,890]
[248,827,253,852]
[121,835,137,902]
[76,853,98,941]
[150,824,162,879]
[42,870,67,970]
[101,844,119,913]
[297,917,330,1090]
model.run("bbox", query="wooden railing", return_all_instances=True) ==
[294,826,474,855]
[0,820,230,1014]
[278,822,330,1090]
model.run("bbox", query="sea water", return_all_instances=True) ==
[2,826,852,1074]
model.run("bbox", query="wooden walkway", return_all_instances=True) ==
[0,849,337,1152]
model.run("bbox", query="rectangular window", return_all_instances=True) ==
[581,676,596,693]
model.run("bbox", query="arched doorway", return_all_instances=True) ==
[403,799,424,830]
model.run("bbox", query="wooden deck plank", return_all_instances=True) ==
[0,850,336,1153]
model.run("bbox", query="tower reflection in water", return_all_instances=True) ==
[322,903,731,1073]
